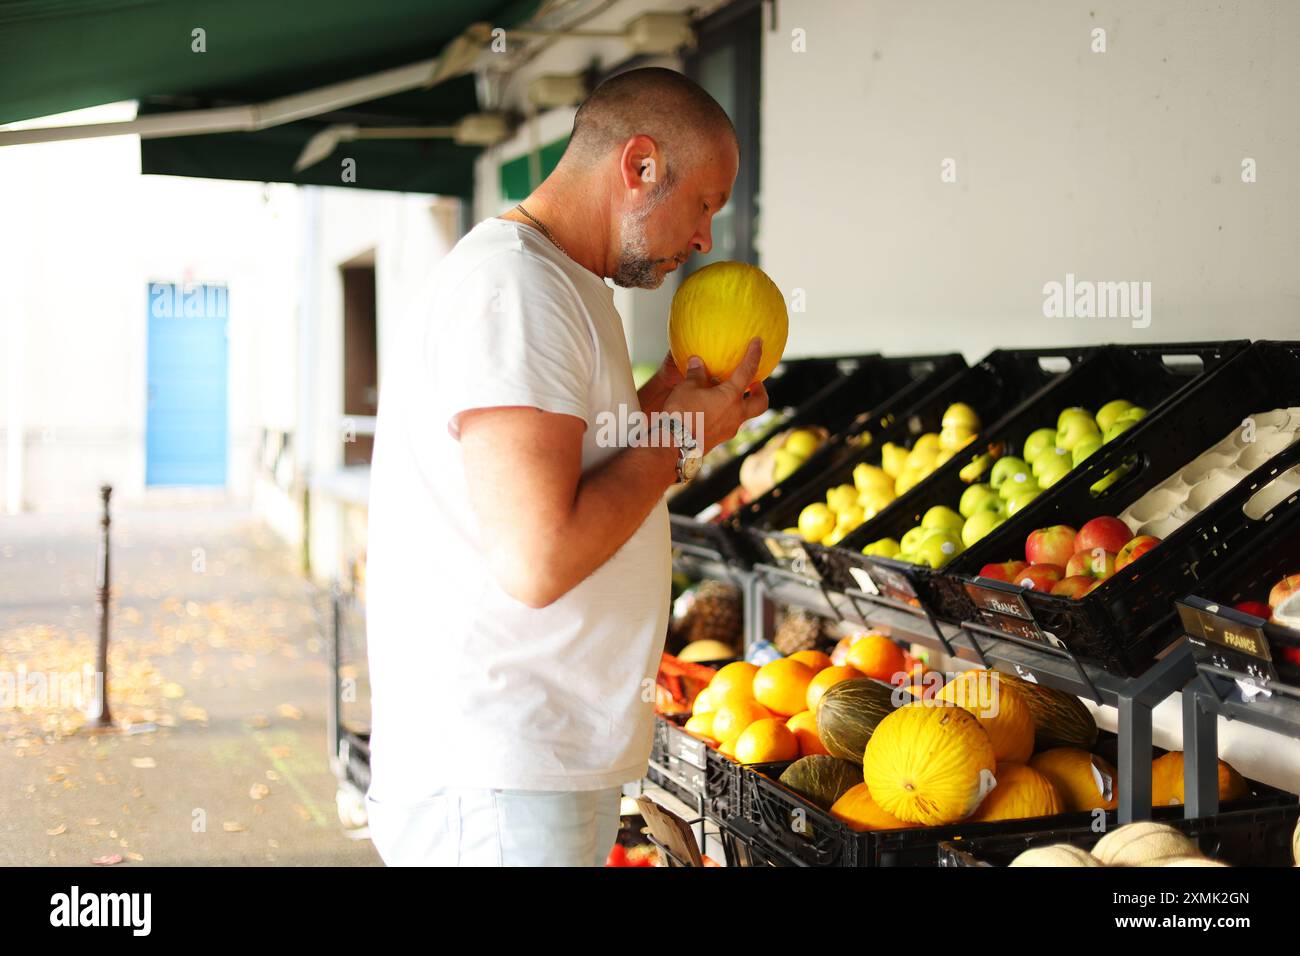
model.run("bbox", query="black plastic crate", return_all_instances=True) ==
[938,801,1300,867]
[740,346,1103,577]
[741,756,1291,868]
[1176,475,1300,690]
[647,714,743,820]
[935,340,1298,676]
[669,353,964,566]
[821,342,1247,630]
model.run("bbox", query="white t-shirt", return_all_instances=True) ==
[365,217,671,800]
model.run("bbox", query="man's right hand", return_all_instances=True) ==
[662,338,770,456]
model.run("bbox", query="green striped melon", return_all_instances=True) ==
[778,755,863,811]
[1002,672,1098,751]
[815,678,900,763]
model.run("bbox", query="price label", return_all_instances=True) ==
[849,567,880,596]
[866,561,918,603]
[977,608,1054,647]
[1178,599,1278,684]
[966,581,1033,621]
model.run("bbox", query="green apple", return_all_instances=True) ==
[1056,413,1101,451]
[772,448,805,484]
[896,550,920,565]
[921,505,965,533]
[1005,486,1041,515]
[1072,437,1103,466]
[915,529,964,569]
[1057,406,1095,430]
[1031,446,1072,477]
[961,509,1005,548]
[990,456,1032,490]
[1095,399,1135,432]
[1103,418,1138,443]
[861,537,901,558]
[1115,407,1148,426]
[1023,428,1059,463]
[959,483,1001,518]
[899,526,930,553]
[1035,454,1073,488]
[997,472,1039,500]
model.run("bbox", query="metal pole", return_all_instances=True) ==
[93,484,113,727]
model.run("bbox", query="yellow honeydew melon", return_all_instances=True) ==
[1092,822,1198,866]
[668,261,788,383]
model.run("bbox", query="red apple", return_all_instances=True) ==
[1075,516,1133,555]
[1051,575,1096,599]
[1025,526,1078,569]
[1114,535,1161,572]
[1084,579,1107,596]
[1065,549,1117,579]
[1268,574,1300,610]
[1233,601,1272,620]
[978,560,1030,582]
[1016,564,1064,593]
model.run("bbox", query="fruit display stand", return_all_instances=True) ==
[669,352,965,567]
[937,340,1300,677]
[1176,482,1300,818]
[741,346,1101,577]
[823,341,1246,648]
[936,802,1300,867]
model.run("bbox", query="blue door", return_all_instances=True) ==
[146,283,228,486]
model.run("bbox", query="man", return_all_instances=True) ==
[364,67,768,866]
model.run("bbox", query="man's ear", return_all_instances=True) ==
[619,134,660,191]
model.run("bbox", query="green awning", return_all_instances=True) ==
[0,0,541,194]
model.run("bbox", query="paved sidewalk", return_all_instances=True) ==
[0,507,381,866]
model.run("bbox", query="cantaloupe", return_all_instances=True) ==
[1161,856,1228,867]
[1029,747,1118,812]
[829,783,919,832]
[668,261,788,383]
[968,763,1064,822]
[863,702,997,826]
[1092,822,1198,866]
[1009,843,1102,867]
[936,669,1035,763]
[1150,751,1249,807]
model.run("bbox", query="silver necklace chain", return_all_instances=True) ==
[514,203,571,260]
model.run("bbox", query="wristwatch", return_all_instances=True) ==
[661,416,701,484]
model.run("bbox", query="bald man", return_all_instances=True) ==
[364,68,767,866]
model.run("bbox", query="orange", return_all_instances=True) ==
[683,713,715,740]
[752,658,816,717]
[785,710,829,756]
[806,665,862,712]
[789,649,833,674]
[845,633,908,683]
[733,718,799,764]
[711,697,773,745]
[708,661,758,700]
[691,686,719,716]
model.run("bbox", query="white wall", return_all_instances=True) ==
[761,0,1300,360]
[0,103,301,512]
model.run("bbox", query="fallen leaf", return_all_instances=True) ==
[84,817,101,826]
[46,824,67,836]
[268,745,291,760]
[222,821,246,833]
[244,714,270,729]
[276,703,302,720]
[161,682,185,699]
[292,805,312,822]
[249,783,270,800]
[265,770,280,781]
[91,855,123,866]
[131,757,156,769]
[125,852,144,862]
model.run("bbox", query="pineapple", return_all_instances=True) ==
[774,607,824,656]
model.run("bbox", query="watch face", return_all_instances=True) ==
[682,454,702,480]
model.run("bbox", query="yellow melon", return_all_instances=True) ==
[734,718,799,764]
[1092,822,1198,866]
[829,783,919,832]
[752,657,815,717]
[968,762,1064,822]
[1029,748,1118,812]
[936,669,1035,763]
[862,702,996,826]
[1010,844,1102,867]
[1150,751,1249,807]
[668,261,788,383]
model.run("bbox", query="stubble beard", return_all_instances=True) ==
[612,177,680,290]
